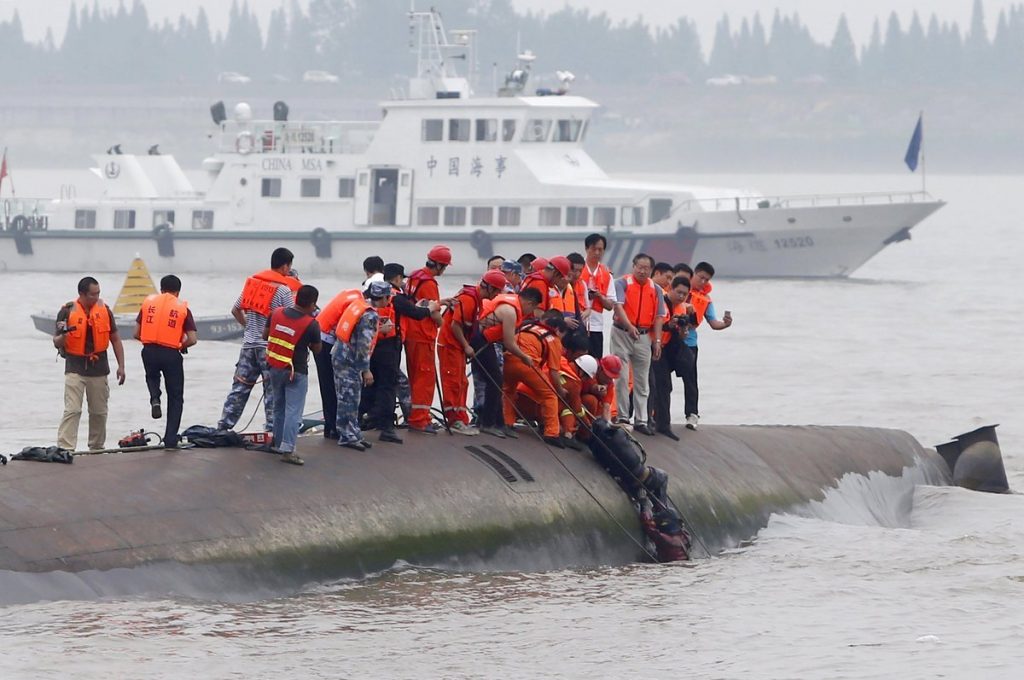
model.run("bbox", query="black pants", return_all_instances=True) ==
[470,333,502,428]
[679,345,699,417]
[368,340,400,431]
[142,344,184,446]
[314,340,338,438]
[649,355,673,431]
[588,330,604,359]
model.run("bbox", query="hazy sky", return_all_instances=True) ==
[0,0,1014,49]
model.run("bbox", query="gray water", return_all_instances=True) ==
[1,173,1022,678]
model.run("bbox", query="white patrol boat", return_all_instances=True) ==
[0,8,943,278]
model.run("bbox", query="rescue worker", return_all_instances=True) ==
[649,275,694,441]
[522,327,589,450]
[334,281,393,450]
[312,287,364,440]
[472,260,524,420]
[579,354,621,436]
[54,276,126,451]
[438,270,506,434]
[522,255,571,313]
[383,263,437,435]
[503,310,569,447]
[610,253,665,436]
[403,245,451,434]
[134,275,198,450]
[682,261,733,431]
[562,252,587,330]
[264,285,321,465]
[500,260,524,292]
[364,266,412,444]
[218,248,301,432]
[472,287,543,438]
[579,234,617,359]
[517,253,537,272]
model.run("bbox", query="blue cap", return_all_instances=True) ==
[366,281,392,299]
[500,261,524,275]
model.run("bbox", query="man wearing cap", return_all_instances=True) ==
[522,255,571,313]
[402,245,451,434]
[500,260,523,293]
[334,281,393,451]
[438,271,505,434]
[610,253,666,436]
[383,263,439,435]
[579,234,617,359]
[313,286,364,440]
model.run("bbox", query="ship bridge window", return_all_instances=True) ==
[554,119,583,143]
[593,207,615,226]
[649,199,672,224]
[422,119,444,141]
[498,207,521,226]
[621,206,643,227]
[301,178,322,198]
[113,209,136,230]
[502,120,517,142]
[444,206,467,226]
[476,119,498,142]
[191,210,214,230]
[261,178,282,198]
[418,206,440,226]
[338,178,355,198]
[152,210,175,227]
[566,206,588,226]
[449,119,471,142]
[74,209,96,229]
[523,119,552,143]
[539,206,561,226]
[471,207,493,226]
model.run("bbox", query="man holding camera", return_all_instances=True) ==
[649,275,696,440]
[54,276,126,451]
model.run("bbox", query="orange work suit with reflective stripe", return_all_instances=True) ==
[503,327,560,437]
[404,273,440,428]
[438,289,481,426]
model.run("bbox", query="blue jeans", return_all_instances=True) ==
[269,368,308,453]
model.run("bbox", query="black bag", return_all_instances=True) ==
[11,446,74,464]
[180,425,245,448]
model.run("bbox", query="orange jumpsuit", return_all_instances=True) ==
[437,286,481,427]
[503,324,561,437]
[402,269,440,429]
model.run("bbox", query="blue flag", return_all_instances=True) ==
[904,114,923,172]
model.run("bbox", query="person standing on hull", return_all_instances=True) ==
[438,270,506,435]
[503,310,570,448]
[312,287,364,440]
[472,260,525,421]
[610,253,666,437]
[54,276,126,451]
[134,275,198,450]
[562,252,587,330]
[682,262,733,431]
[383,263,439,437]
[522,255,571,314]
[486,255,506,270]
[264,285,321,465]
[403,245,451,434]
[579,233,617,359]
[362,256,385,289]
[648,275,695,441]
[218,248,301,432]
[334,281,392,450]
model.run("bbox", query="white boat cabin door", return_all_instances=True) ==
[354,169,372,226]
[356,167,413,226]
[395,170,413,226]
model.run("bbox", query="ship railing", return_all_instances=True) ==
[218,119,379,155]
[2,197,50,231]
[673,190,935,214]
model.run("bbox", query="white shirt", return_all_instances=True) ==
[584,263,618,332]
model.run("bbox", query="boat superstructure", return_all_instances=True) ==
[0,8,943,277]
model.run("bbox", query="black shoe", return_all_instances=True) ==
[502,426,519,439]
[359,439,373,450]
[339,440,367,451]
[280,452,304,466]
[379,429,403,444]
[657,427,680,441]
[480,426,506,439]
[634,423,655,436]
[151,401,162,419]
[564,437,587,451]
[542,435,566,449]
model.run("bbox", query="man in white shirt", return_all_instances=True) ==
[579,233,618,358]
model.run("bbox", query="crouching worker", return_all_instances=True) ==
[503,310,569,448]
[334,281,392,451]
[265,285,321,465]
[576,355,622,440]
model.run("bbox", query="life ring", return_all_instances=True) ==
[469,229,493,259]
[236,131,255,155]
[10,214,28,232]
[310,227,332,259]
[153,223,175,257]
[531,121,546,140]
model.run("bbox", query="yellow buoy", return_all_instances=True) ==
[113,257,158,314]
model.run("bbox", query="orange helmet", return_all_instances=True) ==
[548,255,571,277]
[531,257,549,272]
[427,245,452,266]
[481,270,507,290]
[599,355,623,379]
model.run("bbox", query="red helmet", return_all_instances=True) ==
[427,245,452,266]
[531,257,549,272]
[599,355,623,379]
[548,255,571,278]
[481,270,507,290]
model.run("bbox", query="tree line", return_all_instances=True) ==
[1,0,1022,87]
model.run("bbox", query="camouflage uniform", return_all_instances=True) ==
[396,369,412,421]
[218,346,274,431]
[333,309,379,444]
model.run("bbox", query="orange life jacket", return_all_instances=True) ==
[517,321,560,368]
[479,293,522,344]
[522,272,562,312]
[402,268,440,342]
[376,303,397,342]
[139,292,189,349]
[336,298,378,352]
[580,262,612,312]
[64,299,111,358]
[240,269,301,316]
[266,308,316,370]
[439,284,482,347]
[690,282,712,326]
[661,299,689,346]
[621,275,660,330]
[562,281,584,320]
[318,289,363,338]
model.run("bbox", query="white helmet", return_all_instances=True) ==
[574,354,598,378]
